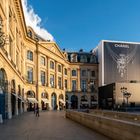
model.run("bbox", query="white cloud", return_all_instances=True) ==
[22,0,54,41]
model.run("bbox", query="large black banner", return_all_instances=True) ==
[104,42,140,84]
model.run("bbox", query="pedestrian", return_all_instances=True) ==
[35,104,39,117]
[34,104,36,114]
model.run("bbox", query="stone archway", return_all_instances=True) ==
[26,90,36,111]
[80,95,88,109]
[17,85,22,114]
[91,95,98,109]
[66,95,69,109]
[59,94,64,110]
[71,95,78,109]
[0,68,8,119]
[11,79,16,116]
[51,93,57,110]
[41,92,49,110]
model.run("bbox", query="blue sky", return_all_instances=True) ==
[26,0,140,52]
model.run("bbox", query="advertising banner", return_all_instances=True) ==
[104,41,140,84]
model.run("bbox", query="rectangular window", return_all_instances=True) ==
[58,77,62,89]
[64,68,67,75]
[50,74,54,87]
[40,56,45,66]
[72,70,77,76]
[90,80,94,92]
[65,79,67,89]
[72,80,76,91]
[50,61,54,69]
[27,50,33,61]
[81,80,87,92]
[27,67,33,83]
[81,70,86,77]
[41,71,45,86]
[58,65,61,72]
[91,71,95,77]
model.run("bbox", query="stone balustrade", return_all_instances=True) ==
[66,110,140,140]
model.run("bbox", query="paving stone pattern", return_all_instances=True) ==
[0,111,110,140]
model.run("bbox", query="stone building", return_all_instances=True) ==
[0,0,98,120]
[66,51,98,109]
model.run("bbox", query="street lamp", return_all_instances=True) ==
[0,18,5,47]
[123,92,131,108]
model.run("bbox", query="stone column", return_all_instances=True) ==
[68,94,71,109]
[62,65,64,90]
[77,68,81,92]
[48,93,52,110]
[78,94,81,109]
[67,68,71,91]
[88,94,91,108]
[16,97,18,115]
[8,92,12,119]
[20,100,22,114]
[57,96,60,111]
[47,57,50,87]
[55,61,58,89]
[87,69,91,92]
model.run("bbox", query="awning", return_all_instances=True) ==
[42,98,49,104]
[81,101,89,104]
[27,98,38,103]
[66,100,72,104]
[59,99,65,104]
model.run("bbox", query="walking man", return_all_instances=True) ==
[36,104,39,117]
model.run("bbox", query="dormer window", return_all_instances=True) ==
[71,54,77,62]
[90,55,97,63]
[28,30,32,38]
[80,55,87,63]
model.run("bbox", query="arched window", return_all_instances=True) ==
[81,95,88,101]
[41,92,48,99]
[0,69,7,93]
[27,50,33,61]
[18,85,21,96]
[27,90,35,98]
[59,94,64,99]
[11,79,16,93]
[22,88,24,98]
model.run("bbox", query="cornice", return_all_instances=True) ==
[14,0,27,39]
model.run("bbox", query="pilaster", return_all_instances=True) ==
[55,61,58,88]
[77,68,81,91]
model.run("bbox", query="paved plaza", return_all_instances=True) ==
[0,111,110,140]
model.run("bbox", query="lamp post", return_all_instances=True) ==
[123,92,131,108]
[0,18,5,47]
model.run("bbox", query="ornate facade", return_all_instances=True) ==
[0,0,98,120]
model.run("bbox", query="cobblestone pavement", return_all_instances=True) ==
[0,111,110,140]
